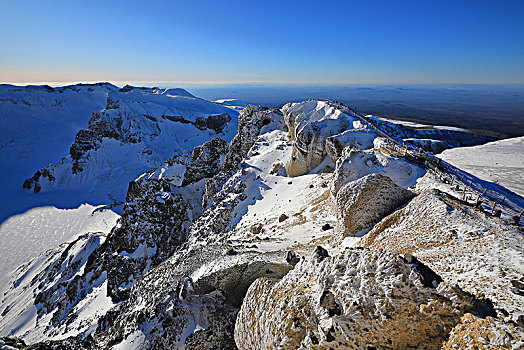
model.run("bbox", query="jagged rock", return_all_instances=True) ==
[359,187,524,320]
[235,248,496,350]
[194,113,232,133]
[182,137,229,186]
[334,173,414,236]
[326,128,376,162]
[202,105,280,209]
[282,100,368,177]
[91,245,290,349]
[330,148,424,198]
[313,245,329,261]
[442,313,524,349]
[286,250,300,265]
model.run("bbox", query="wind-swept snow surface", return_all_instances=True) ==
[439,136,524,197]
[0,205,118,288]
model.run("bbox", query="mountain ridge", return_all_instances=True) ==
[0,87,522,349]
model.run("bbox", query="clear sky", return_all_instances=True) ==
[1,0,523,85]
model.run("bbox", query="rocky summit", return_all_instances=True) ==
[0,89,523,350]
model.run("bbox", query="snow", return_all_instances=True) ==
[213,98,248,113]
[0,83,239,289]
[0,205,118,289]
[439,136,524,197]
[377,116,470,132]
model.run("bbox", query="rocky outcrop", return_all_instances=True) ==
[92,245,291,349]
[330,147,425,196]
[283,100,366,177]
[235,248,496,349]
[182,137,229,186]
[333,173,414,236]
[359,187,524,321]
[325,128,376,162]
[202,105,280,209]
[442,313,524,349]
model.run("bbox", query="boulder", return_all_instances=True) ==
[334,173,414,236]
[235,248,496,350]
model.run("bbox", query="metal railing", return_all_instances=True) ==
[342,102,524,224]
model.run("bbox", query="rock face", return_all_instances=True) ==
[359,186,524,322]
[235,248,496,350]
[325,128,376,162]
[202,105,281,210]
[333,173,414,236]
[182,137,229,186]
[442,313,524,349]
[92,245,291,349]
[330,148,424,196]
[283,100,368,177]
[22,87,238,202]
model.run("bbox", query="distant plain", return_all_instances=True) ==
[183,84,524,139]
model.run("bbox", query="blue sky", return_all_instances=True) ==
[1,0,523,84]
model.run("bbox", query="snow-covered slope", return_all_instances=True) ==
[213,98,248,113]
[0,84,241,338]
[22,86,239,204]
[0,83,115,223]
[439,136,524,197]
[1,98,522,349]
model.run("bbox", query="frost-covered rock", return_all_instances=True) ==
[182,137,229,186]
[202,105,280,210]
[325,128,376,162]
[282,100,367,177]
[330,148,425,197]
[442,313,524,349]
[360,188,524,320]
[235,248,496,350]
[91,244,291,349]
[334,173,414,236]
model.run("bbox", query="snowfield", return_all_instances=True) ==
[0,204,118,290]
[439,136,524,197]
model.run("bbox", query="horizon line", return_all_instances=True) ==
[3,80,524,88]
